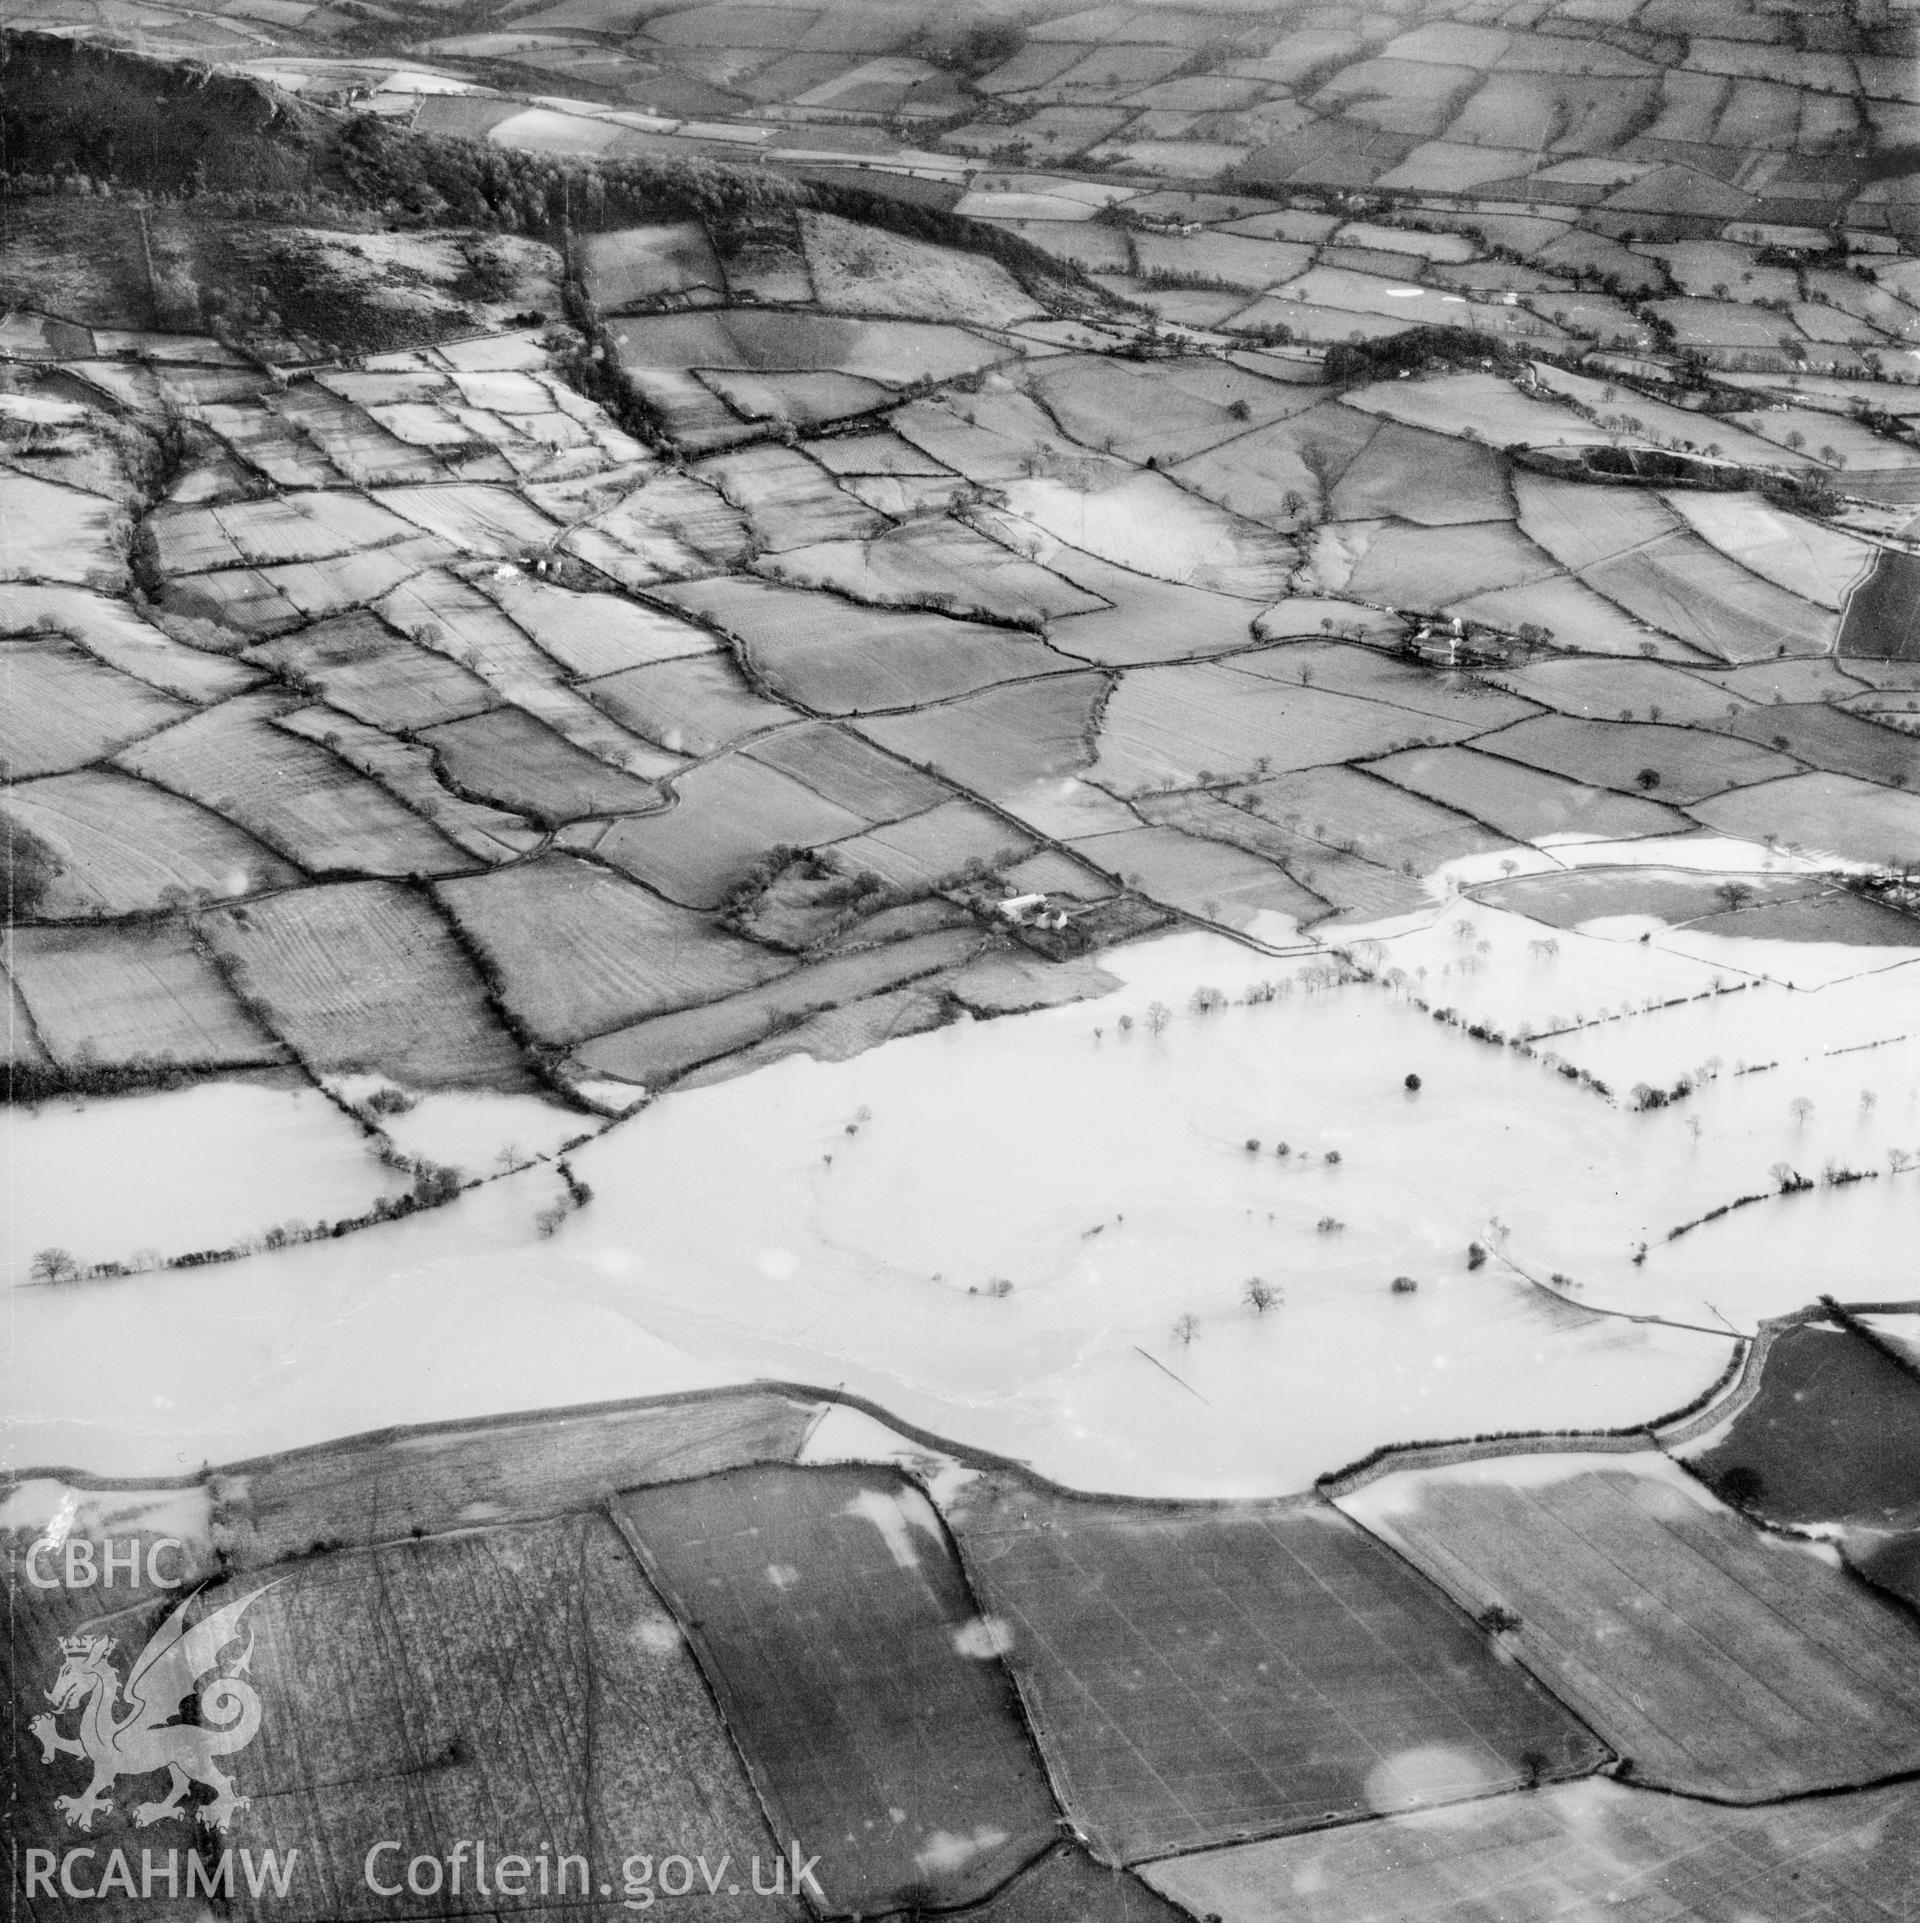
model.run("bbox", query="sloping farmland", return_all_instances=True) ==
[1091,663,1479,794]
[1068,822,1327,926]
[1015,543,1268,666]
[1024,352,1319,466]
[478,569,721,677]
[570,927,988,1087]
[435,854,791,1045]
[1342,521,1559,607]
[113,696,471,877]
[1230,642,1541,730]
[1169,401,1381,525]
[243,611,500,731]
[1448,574,1706,661]
[1144,1777,1920,1923]
[0,635,193,777]
[656,577,1074,713]
[945,1476,1604,1864]
[1339,1451,1920,1800]
[0,472,126,587]
[90,1515,811,1923]
[695,443,890,551]
[1217,764,1509,875]
[557,468,751,585]
[585,653,799,756]
[0,769,302,916]
[6,921,286,1069]
[1714,701,1920,789]
[1515,473,1836,661]
[759,520,1108,625]
[1488,656,1755,726]
[1664,491,1878,609]
[1326,420,1516,525]
[1470,715,1801,803]
[0,582,258,702]
[584,753,876,908]
[208,1389,820,1565]
[145,491,419,573]
[743,723,952,821]
[1366,745,1695,843]
[614,1464,1060,1915]
[1000,470,1297,599]
[162,537,453,639]
[198,880,536,1089]
[273,707,544,864]
[822,800,1037,890]
[418,707,668,822]
[1691,773,1920,866]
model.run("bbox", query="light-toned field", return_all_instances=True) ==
[1091,662,1478,794]
[114,695,471,875]
[822,799,1036,890]
[244,609,499,730]
[1,767,302,915]
[1144,1777,1920,1923]
[1367,744,1694,842]
[583,652,795,756]
[658,575,1072,713]
[0,635,192,777]
[1340,1451,1920,1798]
[198,879,535,1088]
[1691,771,1920,865]
[7,921,284,1067]
[582,220,725,309]
[0,582,256,702]
[436,853,791,1044]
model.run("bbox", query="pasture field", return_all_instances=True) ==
[0,581,257,702]
[147,491,416,574]
[6,920,285,1068]
[1573,558,1834,663]
[164,537,454,637]
[207,1389,819,1565]
[760,519,1106,624]
[435,854,791,1045]
[371,482,562,557]
[1471,864,1831,931]
[0,634,192,777]
[1451,573,1705,661]
[571,926,988,1086]
[198,880,535,1089]
[801,210,1041,327]
[1840,550,1920,661]
[1489,656,1754,726]
[1233,643,1539,730]
[586,753,870,907]
[115,697,472,875]
[1091,663,1476,794]
[418,706,668,822]
[583,221,725,309]
[1226,764,1509,873]
[1021,549,1268,667]
[743,722,951,821]
[1000,468,1298,601]
[947,1475,1604,1863]
[244,611,499,730]
[1342,373,1607,452]
[273,707,544,864]
[1686,1321,1920,1534]
[0,471,126,587]
[1325,420,1514,525]
[1716,701,1920,789]
[1366,744,1694,842]
[585,653,797,756]
[696,442,888,551]
[856,671,1108,800]
[1691,772,1920,866]
[699,367,892,430]
[609,308,1009,387]
[1144,1778,1920,1923]
[658,576,1071,712]
[1340,1451,1920,1800]
[1342,520,1557,607]
[1069,820,1326,925]
[563,468,751,581]
[481,571,719,678]
[1472,715,1801,803]
[615,1465,1060,1913]
[822,799,1037,890]
[1169,401,1380,524]
[0,768,302,916]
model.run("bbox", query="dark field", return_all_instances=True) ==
[944,1476,1605,1864]
[1840,550,1920,662]
[614,1464,1062,1915]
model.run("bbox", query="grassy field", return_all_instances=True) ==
[198,881,535,1090]
[436,854,791,1045]
[1686,1321,1920,1534]
[1839,550,1920,661]
[1366,744,1695,842]
[1692,772,1920,867]
[1144,1777,1920,1923]
[7,921,285,1069]
[615,1463,1061,1914]
[418,706,667,823]
[947,1475,1604,1864]
[1472,715,1800,804]
[2,768,303,916]
[1341,1451,1920,1800]
[245,612,500,731]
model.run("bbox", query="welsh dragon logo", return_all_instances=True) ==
[30,1584,274,1834]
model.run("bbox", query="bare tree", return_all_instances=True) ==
[1171,1312,1200,1346]
[1244,1277,1281,1313]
